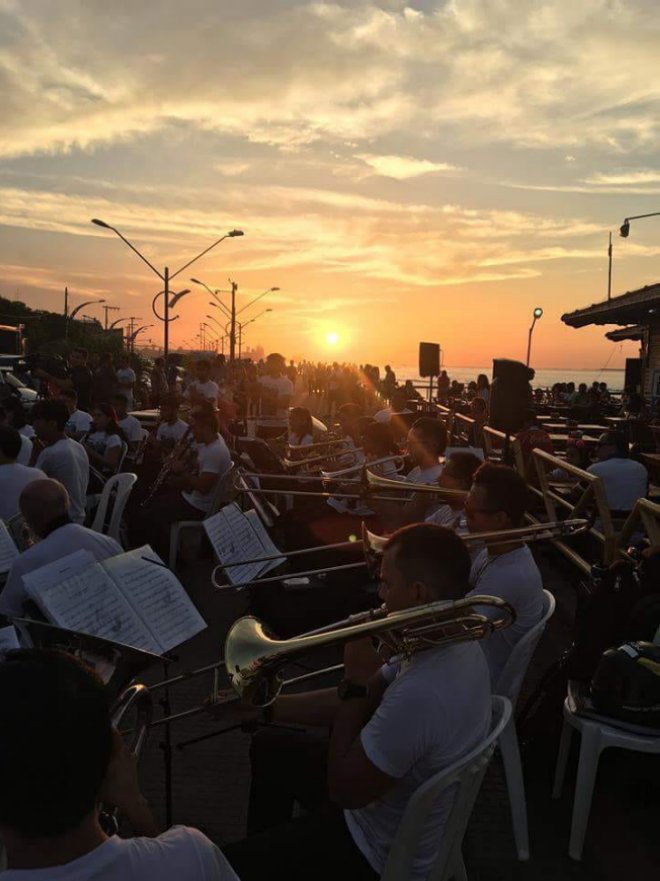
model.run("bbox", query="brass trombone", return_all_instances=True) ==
[211,518,590,591]
[147,594,515,724]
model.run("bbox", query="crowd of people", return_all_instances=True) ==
[0,345,657,880]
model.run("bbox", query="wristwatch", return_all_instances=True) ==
[337,679,368,701]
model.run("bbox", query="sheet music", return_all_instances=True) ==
[0,520,19,575]
[104,546,206,653]
[204,503,286,585]
[22,550,96,602]
[0,625,20,658]
[29,564,160,654]
[244,510,285,574]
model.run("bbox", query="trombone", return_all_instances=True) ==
[211,518,590,591]
[147,594,515,724]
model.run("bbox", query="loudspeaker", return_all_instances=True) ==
[490,358,534,434]
[624,358,642,393]
[419,342,440,377]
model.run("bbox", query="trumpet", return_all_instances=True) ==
[211,518,589,590]
[148,594,515,724]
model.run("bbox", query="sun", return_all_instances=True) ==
[325,331,339,346]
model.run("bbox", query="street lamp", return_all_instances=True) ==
[127,324,153,351]
[191,279,232,319]
[236,286,280,316]
[69,298,106,321]
[526,307,543,367]
[109,317,129,330]
[619,212,660,238]
[91,218,244,363]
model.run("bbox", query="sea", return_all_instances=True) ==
[396,366,625,394]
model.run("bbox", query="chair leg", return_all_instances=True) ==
[568,728,603,861]
[552,719,573,799]
[498,720,530,860]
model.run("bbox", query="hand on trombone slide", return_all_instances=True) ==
[204,688,259,724]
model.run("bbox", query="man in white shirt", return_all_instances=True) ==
[112,394,143,459]
[0,649,238,880]
[31,400,89,525]
[257,353,293,438]
[217,524,491,881]
[153,395,189,453]
[185,359,220,407]
[465,462,544,686]
[60,388,93,440]
[0,479,121,619]
[0,426,45,521]
[115,355,137,411]
[587,430,648,512]
[373,388,413,442]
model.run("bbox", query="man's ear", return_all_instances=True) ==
[413,581,431,605]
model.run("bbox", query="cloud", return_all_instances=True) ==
[357,154,460,179]
[584,169,660,186]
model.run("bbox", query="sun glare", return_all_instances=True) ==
[325,331,339,346]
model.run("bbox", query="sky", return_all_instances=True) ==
[1,0,659,369]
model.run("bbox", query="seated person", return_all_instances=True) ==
[465,463,544,685]
[0,649,238,880]
[83,404,125,476]
[185,359,220,407]
[0,479,121,619]
[362,422,400,477]
[151,394,189,455]
[373,388,413,443]
[32,400,90,525]
[0,402,32,465]
[549,440,589,481]
[0,426,45,521]
[425,451,482,528]
[218,524,491,881]
[587,430,648,513]
[60,388,93,440]
[287,406,314,450]
[515,409,554,484]
[112,393,143,459]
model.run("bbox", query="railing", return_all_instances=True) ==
[482,426,525,476]
[452,412,476,447]
[615,497,660,554]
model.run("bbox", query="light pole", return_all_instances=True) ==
[619,212,660,238]
[66,298,106,339]
[109,316,128,331]
[102,304,120,330]
[193,279,278,363]
[91,219,243,364]
[128,324,153,352]
[190,279,232,319]
[526,307,543,367]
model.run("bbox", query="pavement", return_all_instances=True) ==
[133,539,660,880]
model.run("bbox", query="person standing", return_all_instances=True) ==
[34,348,94,412]
[150,357,168,408]
[115,355,137,411]
[257,353,293,439]
[93,352,116,405]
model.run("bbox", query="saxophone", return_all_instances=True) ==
[140,427,195,507]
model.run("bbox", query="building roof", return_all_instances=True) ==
[562,283,660,328]
[604,325,645,342]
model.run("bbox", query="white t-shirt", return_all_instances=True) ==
[0,523,122,618]
[17,434,32,466]
[157,419,189,447]
[119,415,143,445]
[0,463,46,520]
[587,457,648,511]
[0,825,238,881]
[183,435,232,513]
[425,504,464,529]
[374,407,412,423]
[65,409,93,436]
[467,544,544,685]
[187,379,219,404]
[116,367,137,409]
[406,462,443,485]
[19,425,35,439]
[86,431,123,457]
[345,642,491,879]
[35,438,89,524]
[258,374,294,420]
[287,431,313,447]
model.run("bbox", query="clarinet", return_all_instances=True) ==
[140,427,195,507]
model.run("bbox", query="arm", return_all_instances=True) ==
[100,731,160,837]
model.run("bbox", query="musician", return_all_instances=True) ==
[152,394,188,454]
[0,426,44,521]
[83,404,125,476]
[424,451,482,528]
[363,421,399,477]
[373,388,412,439]
[185,359,220,407]
[257,353,293,438]
[0,650,238,879]
[31,400,89,525]
[218,524,491,881]
[465,463,543,684]
[60,388,93,440]
[287,406,314,449]
[0,480,121,619]
[112,393,143,459]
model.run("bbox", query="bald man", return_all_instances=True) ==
[0,480,121,619]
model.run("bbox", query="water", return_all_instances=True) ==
[395,366,625,393]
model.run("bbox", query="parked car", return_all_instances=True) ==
[0,369,39,411]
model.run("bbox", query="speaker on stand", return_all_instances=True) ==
[419,342,441,404]
[489,359,534,463]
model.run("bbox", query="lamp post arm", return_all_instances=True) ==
[106,226,164,279]
[170,235,230,280]
[212,293,233,319]
[625,212,660,222]
[236,288,271,316]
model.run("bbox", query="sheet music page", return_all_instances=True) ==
[22,550,96,602]
[244,510,286,575]
[0,520,19,575]
[103,546,206,653]
[28,564,160,654]
[204,503,285,584]
[0,625,20,657]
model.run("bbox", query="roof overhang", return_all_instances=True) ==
[604,325,645,342]
[562,283,660,328]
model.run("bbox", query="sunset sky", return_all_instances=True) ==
[1,0,659,369]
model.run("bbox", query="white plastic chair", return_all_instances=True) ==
[381,695,512,881]
[552,696,660,860]
[493,588,556,861]
[169,465,235,569]
[90,472,137,545]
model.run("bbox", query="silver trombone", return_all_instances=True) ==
[211,518,590,591]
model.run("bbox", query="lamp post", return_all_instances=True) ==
[619,212,660,238]
[102,304,120,330]
[526,307,543,367]
[193,279,278,363]
[91,219,243,365]
[66,298,106,339]
[109,317,128,331]
[127,324,153,352]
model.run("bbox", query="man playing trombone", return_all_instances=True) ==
[217,523,492,881]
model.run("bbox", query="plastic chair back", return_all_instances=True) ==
[206,465,237,517]
[91,472,137,544]
[494,589,555,706]
[381,695,512,881]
